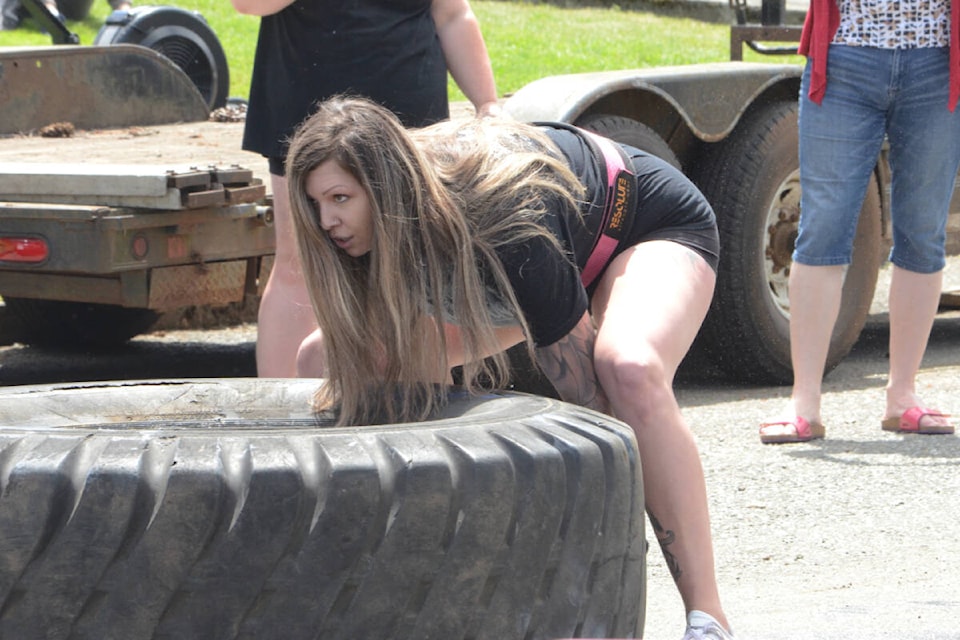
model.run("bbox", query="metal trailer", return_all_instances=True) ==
[0,164,274,345]
[502,16,960,384]
[0,3,268,347]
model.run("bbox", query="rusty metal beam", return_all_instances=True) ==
[0,45,209,135]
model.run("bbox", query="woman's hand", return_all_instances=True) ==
[475,101,503,119]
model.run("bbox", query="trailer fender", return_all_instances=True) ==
[503,61,801,143]
[0,45,209,135]
[94,6,230,111]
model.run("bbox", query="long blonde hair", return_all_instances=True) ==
[411,116,583,282]
[287,96,582,425]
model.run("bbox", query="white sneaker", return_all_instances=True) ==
[682,610,735,640]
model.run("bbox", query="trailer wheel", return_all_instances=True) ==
[94,6,230,110]
[693,100,883,385]
[2,298,160,347]
[0,378,645,640]
[576,114,682,169]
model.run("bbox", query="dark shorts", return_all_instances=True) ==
[617,146,720,274]
[268,156,286,177]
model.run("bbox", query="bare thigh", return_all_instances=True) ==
[591,240,716,379]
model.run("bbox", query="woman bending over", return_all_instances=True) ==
[288,96,733,640]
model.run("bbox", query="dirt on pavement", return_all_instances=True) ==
[0,120,268,180]
[0,100,478,181]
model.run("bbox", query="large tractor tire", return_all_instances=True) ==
[1,298,160,347]
[94,6,230,111]
[0,378,646,640]
[693,100,883,385]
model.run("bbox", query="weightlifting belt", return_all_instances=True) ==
[578,129,637,289]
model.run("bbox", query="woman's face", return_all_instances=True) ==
[305,160,374,257]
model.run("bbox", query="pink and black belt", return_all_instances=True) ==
[577,128,637,289]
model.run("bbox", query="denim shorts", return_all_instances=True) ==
[796,44,960,273]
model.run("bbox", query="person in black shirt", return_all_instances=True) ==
[231,0,500,377]
[289,96,733,640]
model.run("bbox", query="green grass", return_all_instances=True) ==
[0,0,802,103]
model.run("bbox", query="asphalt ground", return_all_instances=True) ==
[644,259,960,640]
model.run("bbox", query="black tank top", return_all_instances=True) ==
[243,0,450,159]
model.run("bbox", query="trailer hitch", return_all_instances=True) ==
[729,0,803,61]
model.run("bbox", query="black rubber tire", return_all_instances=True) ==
[692,100,883,385]
[576,113,682,170]
[56,0,93,21]
[1,298,160,347]
[94,6,230,110]
[0,378,646,640]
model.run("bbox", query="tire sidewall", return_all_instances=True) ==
[0,379,645,639]
[575,114,681,169]
[2,299,159,347]
[708,102,800,383]
[94,6,229,110]
[698,100,882,384]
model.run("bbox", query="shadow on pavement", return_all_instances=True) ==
[0,340,256,386]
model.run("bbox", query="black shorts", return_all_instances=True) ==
[268,156,286,177]
[617,146,720,274]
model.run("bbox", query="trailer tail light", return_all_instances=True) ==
[0,236,49,263]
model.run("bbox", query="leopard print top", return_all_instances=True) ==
[833,0,951,48]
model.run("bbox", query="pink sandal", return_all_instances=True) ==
[881,407,954,434]
[759,416,825,444]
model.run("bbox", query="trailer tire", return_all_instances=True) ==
[94,6,230,110]
[693,100,883,385]
[576,114,682,169]
[2,298,160,347]
[0,378,645,640]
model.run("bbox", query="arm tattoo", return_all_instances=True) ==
[648,510,683,581]
[534,317,609,414]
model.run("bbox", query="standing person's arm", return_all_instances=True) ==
[431,0,501,117]
[230,0,296,16]
[535,311,610,414]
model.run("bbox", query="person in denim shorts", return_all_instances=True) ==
[760,0,960,443]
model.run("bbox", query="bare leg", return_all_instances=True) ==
[295,328,327,377]
[761,263,844,439]
[591,240,729,631]
[256,173,319,377]
[884,266,949,426]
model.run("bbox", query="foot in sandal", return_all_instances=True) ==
[759,416,826,444]
[881,406,954,434]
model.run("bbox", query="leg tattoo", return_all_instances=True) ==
[649,510,682,581]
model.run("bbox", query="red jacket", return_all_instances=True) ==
[799,0,960,111]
